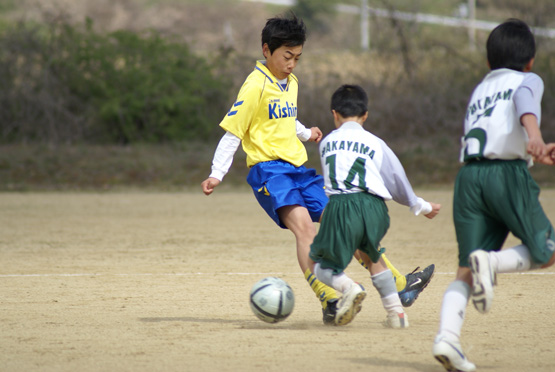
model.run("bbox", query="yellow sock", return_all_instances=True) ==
[357,258,369,270]
[304,268,338,309]
[382,254,407,292]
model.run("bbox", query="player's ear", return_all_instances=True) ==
[262,43,270,58]
[362,111,369,122]
[524,58,535,72]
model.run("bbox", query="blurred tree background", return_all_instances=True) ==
[0,0,553,190]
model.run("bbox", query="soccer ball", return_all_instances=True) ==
[249,277,295,323]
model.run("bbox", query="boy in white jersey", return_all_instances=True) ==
[309,84,441,326]
[433,19,555,372]
[201,14,435,325]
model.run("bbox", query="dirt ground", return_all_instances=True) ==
[1,188,554,372]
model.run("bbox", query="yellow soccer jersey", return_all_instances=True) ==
[219,60,307,168]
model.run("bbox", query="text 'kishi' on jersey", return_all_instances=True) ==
[267,99,297,120]
[226,99,297,120]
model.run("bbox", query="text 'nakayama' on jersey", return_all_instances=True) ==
[321,140,376,159]
[465,88,513,121]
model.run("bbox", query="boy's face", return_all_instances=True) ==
[263,44,303,80]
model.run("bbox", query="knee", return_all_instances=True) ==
[294,219,317,240]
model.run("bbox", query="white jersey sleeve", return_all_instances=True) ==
[514,73,543,123]
[208,131,241,181]
[409,197,433,216]
[380,143,428,213]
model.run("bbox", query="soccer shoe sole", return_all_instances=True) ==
[335,288,366,326]
[469,250,496,314]
[433,339,476,372]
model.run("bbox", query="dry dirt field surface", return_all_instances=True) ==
[1,189,554,372]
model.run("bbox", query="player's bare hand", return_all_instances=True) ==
[535,143,555,165]
[424,202,441,219]
[201,177,220,195]
[308,127,323,143]
[527,136,547,159]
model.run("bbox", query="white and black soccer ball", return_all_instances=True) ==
[249,277,295,323]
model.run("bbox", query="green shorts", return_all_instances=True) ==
[453,159,555,267]
[309,192,389,274]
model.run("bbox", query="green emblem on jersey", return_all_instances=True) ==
[471,106,495,126]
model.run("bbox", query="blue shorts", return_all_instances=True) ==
[246,160,328,229]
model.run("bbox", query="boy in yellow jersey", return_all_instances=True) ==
[201,14,434,325]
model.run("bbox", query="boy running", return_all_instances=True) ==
[201,14,434,325]
[432,19,555,372]
[309,84,441,326]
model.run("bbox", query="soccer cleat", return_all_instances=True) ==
[322,299,338,326]
[335,283,367,326]
[433,336,476,372]
[469,250,496,314]
[383,311,409,329]
[398,264,435,307]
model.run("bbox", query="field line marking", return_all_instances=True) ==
[1,271,554,278]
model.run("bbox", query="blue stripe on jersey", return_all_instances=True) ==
[227,100,244,116]
[255,66,287,92]
[255,66,274,83]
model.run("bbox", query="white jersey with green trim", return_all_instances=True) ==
[461,68,543,164]
[319,121,422,209]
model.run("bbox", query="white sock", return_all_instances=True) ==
[490,244,532,273]
[437,280,470,341]
[314,263,354,293]
[382,293,404,315]
[371,270,403,314]
[332,273,355,294]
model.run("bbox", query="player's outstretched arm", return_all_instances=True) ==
[424,202,441,219]
[201,177,221,195]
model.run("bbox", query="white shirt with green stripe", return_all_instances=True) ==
[319,121,431,216]
[461,68,543,165]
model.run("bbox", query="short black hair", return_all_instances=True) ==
[261,14,306,54]
[487,18,536,71]
[331,85,368,118]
